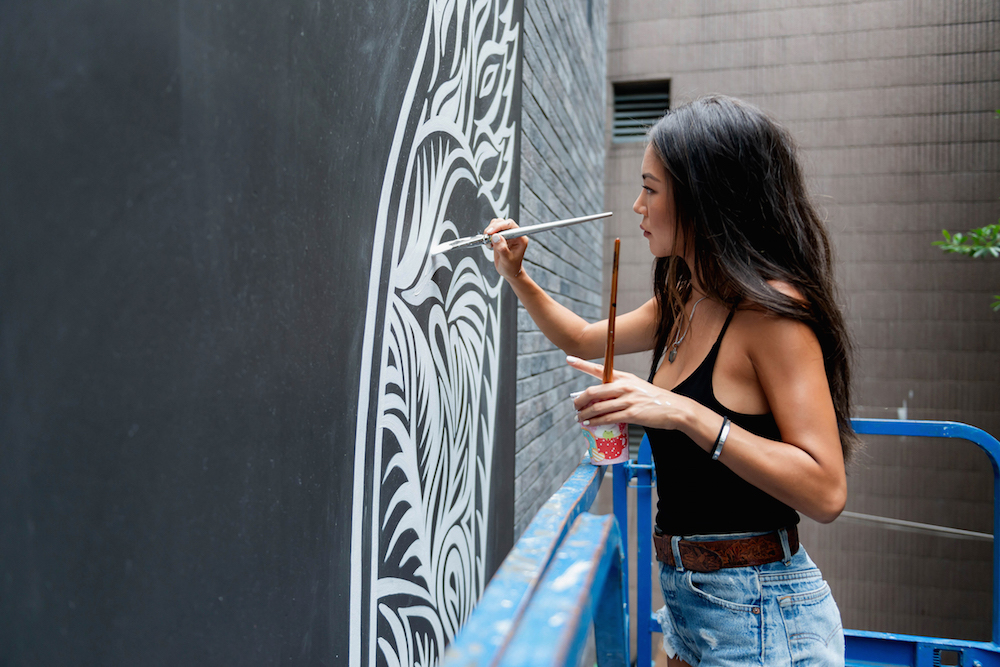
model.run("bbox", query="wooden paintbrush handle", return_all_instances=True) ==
[603,238,620,384]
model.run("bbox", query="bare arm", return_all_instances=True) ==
[570,311,847,524]
[486,218,657,359]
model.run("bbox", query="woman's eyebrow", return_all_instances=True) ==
[642,173,661,182]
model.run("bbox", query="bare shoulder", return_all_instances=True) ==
[767,279,808,304]
[735,293,822,367]
[735,281,811,335]
[713,292,820,413]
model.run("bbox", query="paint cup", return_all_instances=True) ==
[583,422,629,465]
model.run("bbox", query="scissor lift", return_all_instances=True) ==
[443,419,1000,666]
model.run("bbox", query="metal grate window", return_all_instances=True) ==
[612,80,670,143]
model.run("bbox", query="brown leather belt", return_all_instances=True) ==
[653,526,799,573]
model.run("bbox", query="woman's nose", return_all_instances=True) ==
[633,192,643,215]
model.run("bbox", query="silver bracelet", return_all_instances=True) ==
[711,416,731,461]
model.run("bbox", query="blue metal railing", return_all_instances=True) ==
[501,513,627,666]
[443,419,1000,666]
[442,456,616,666]
[617,429,656,667]
[849,419,1000,647]
[841,419,1000,667]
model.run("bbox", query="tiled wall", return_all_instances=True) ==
[513,0,608,539]
[605,0,999,641]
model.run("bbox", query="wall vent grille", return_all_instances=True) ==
[613,80,670,143]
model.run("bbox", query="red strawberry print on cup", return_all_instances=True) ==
[582,423,628,465]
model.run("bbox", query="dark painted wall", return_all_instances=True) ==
[0,1,516,664]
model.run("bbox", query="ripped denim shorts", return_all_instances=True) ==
[655,538,844,666]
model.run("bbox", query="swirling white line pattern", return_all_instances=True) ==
[350,1,519,666]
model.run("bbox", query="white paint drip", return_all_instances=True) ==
[897,389,913,420]
[550,560,591,592]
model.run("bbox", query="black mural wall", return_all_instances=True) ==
[0,0,520,664]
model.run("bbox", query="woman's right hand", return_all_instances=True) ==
[485,218,528,282]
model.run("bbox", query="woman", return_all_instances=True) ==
[486,96,855,665]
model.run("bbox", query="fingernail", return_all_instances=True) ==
[569,390,583,398]
[582,419,590,426]
[566,355,581,364]
[491,234,501,244]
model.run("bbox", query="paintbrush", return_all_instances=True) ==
[603,238,620,384]
[429,211,613,255]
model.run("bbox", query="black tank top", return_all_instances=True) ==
[645,307,799,535]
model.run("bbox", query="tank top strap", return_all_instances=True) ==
[669,301,740,408]
[706,303,739,359]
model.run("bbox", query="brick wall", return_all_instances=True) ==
[606,0,999,642]
[513,0,608,539]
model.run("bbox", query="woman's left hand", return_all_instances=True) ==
[567,356,687,430]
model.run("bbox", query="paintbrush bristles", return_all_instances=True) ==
[602,238,621,384]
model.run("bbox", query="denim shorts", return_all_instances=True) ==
[655,536,844,666]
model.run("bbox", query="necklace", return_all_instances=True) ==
[668,296,708,363]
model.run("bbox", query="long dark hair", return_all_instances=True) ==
[648,96,858,460]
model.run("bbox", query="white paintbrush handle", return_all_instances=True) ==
[497,211,612,241]
[430,211,613,255]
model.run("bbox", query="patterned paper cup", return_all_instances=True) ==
[583,422,629,465]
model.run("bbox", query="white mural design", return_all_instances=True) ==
[349,1,519,666]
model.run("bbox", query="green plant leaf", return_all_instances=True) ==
[935,223,1000,257]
